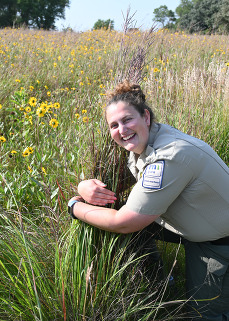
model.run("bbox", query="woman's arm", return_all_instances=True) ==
[69,196,160,234]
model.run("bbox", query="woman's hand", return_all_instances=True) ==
[78,179,117,206]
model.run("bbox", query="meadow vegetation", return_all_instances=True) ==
[0,26,229,320]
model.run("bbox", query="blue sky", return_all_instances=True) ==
[55,0,181,31]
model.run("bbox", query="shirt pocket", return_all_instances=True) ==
[206,257,229,300]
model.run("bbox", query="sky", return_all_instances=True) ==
[55,0,181,32]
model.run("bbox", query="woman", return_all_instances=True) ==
[68,80,229,320]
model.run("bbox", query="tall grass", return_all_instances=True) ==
[0,25,229,320]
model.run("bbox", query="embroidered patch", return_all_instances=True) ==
[142,161,164,189]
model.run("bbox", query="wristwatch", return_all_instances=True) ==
[68,199,80,219]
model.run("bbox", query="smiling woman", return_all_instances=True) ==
[106,101,150,154]
[68,79,229,320]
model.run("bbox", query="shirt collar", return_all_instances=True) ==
[128,123,160,175]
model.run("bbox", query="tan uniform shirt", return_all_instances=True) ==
[126,123,229,242]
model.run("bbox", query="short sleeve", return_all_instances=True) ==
[125,159,194,215]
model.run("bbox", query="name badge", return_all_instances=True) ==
[142,161,164,189]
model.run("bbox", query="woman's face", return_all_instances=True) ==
[106,101,151,155]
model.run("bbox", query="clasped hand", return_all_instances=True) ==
[78,179,117,206]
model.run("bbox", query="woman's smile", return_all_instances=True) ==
[106,101,151,155]
[122,133,135,141]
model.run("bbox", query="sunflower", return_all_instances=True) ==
[22,146,34,157]
[22,150,30,157]
[40,102,48,113]
[36,107,45,117]
[53,102,60,109]
[0,136,6,142]
[49,118,59,128]
[25,106,31,113]
[83,116,89,123]
[27,147,34,154]
[29,97,37,107]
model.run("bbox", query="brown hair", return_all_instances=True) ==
[106,80,155,126]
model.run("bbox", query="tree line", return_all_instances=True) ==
[153,0,229,34]
[1,0,228,33]
[0,0,70,30]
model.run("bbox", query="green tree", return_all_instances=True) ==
[153,5,176,28]
[214,0,229,33]
[0,0,70,29]
[0,0,17,27]
[179,0,222,33]
[175,0,194,18]
[93,19,114,30]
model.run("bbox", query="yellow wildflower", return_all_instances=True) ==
[53,102,60,109]
[22,150,30,157]
[22,146,34,157]
[40,102,48,113]
[0,136,6,142]
[83,116,89,123]
[47,91,51,96]
[75,113,80,119]
[36,107,45,117]
[28,166,33,173]
[49,118,59,128]
[25,106,31,113]
[29,97,37,107]
[41,167,47,175]
[15,79,21,83]
[11,150,17,154]
[82,109,87,114]
[27,147,34,154]
[0,104,2,109]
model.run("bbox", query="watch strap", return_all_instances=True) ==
[68,199,80,219]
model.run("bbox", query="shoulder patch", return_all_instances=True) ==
[142,161,164,189]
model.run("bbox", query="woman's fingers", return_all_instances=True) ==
[78,179,117,205]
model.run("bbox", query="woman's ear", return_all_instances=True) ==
[144,109,151,127]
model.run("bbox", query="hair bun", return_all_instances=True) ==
[107,79,145,103]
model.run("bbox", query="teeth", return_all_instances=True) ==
[122,134,135,141]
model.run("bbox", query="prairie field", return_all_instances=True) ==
[0,27,229,320]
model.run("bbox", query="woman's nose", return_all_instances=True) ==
[119,123,127,134]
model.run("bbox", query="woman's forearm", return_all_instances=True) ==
[72,201,122,232]
[70,199,159,234]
